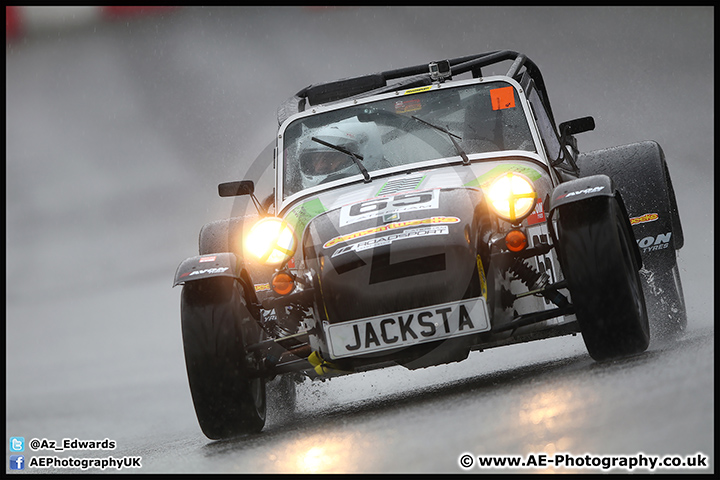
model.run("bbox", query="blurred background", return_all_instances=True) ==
[6,6,713,473]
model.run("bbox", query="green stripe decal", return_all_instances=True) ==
[465,164,542,189]
[284,198,327,235]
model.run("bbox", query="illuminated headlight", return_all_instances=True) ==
[487,172,537,223]
[244,217,297,266]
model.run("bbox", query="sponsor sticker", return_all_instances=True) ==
[555,185,605,200]
[404,86,432,95]
[180,267,230,279]
[395,98,422,114]
[637,232,672,253]
[324,216,460,249]
[476,255,487,300]
[198,256,216,263]
[629,213,659,225]
[526,198,546,225]
[331,224,451,258]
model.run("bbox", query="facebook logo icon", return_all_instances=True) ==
[10,455,25,470]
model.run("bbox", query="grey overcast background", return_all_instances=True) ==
[6,7,713,473]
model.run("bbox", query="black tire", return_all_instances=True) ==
[641,261,687,339]
[198,216,250,256]
[181,277,266,439]
[556,196,650,361]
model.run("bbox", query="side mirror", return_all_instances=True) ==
[218,180,268,217]
[218,180,254,197]
[559,116,595,137]
[555,117,594,171]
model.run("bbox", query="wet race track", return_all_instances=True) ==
[6,7,714,473]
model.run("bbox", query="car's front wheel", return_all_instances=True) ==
[181,277,266,439]
[556,196,650,361]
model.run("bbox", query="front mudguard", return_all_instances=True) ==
[173,252,244,287]
[174,252,263,322]
[548,174,643,270]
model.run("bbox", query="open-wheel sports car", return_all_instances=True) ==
[174,50,685,439]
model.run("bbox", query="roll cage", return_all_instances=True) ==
[276,50,594,177]
[278,51,553,124]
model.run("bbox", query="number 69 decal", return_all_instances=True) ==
[339,190,440,226]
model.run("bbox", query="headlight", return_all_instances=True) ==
[244,217,297,266]
[487,172,537,223]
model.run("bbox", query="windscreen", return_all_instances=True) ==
[281,81,535,199]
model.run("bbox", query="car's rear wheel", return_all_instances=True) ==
[181,277,266,439]
[556,196,650,361]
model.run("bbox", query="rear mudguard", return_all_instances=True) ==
[576,141,682,270]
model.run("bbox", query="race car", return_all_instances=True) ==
[174,50,685,439]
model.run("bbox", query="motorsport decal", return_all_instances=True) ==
[555,185,604,200]
[630,213,659,226]
[395,98,422,114]
[526,198,546,225]
[476,255,487,300]
[404,85,432,95]
[331,224,452,258]
[179,267,230,279]
[198,255,216,263]
[464,164,542,189]
[339,189,440,227]
[324,216,460,249]
[637,232,672,253]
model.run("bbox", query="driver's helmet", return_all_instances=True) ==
[297,118,383,188]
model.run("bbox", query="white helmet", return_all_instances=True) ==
[297,118,383,189]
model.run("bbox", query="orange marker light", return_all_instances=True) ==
[271,272,295,296]
[505,230,528,252]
